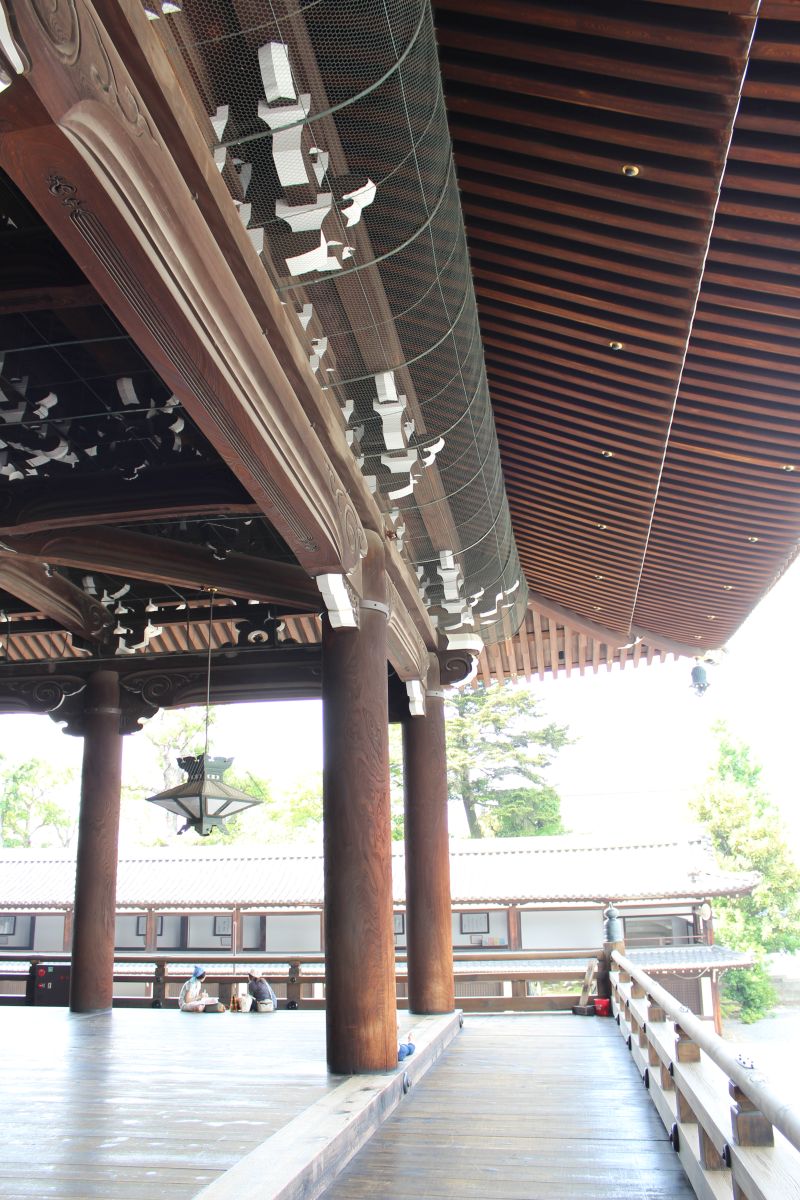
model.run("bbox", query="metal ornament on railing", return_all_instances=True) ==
[148,0,527,646]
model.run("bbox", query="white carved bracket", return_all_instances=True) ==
[316,573,359,629]
[406,679,425,717]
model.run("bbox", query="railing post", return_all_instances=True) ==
[152,959,166,1008]
[287,960,301,1009]
[600,938,624,998]
[646,999,664,1066]
[730,1080,774,1148]
[698,1127,725,1171]
[675,1023,701,1064]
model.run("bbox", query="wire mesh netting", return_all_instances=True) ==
[148,0,527,644]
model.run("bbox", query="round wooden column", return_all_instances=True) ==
[70,670,123,1013]
[403,657,454,1014]
[322,534,396,1073]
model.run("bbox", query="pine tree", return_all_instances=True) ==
[445,683,569,838]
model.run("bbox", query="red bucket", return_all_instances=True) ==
[594,998,611,1017]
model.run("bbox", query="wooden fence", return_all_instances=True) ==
[611,948,800,1200]
[0,947,602,1011]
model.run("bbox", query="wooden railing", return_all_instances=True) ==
[611,948,800,1200]
[0,948,604,1012]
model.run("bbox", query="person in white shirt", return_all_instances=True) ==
[178,965,225,1012]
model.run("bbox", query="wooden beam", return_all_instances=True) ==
[504,636,518,683]
[0,528,320,609]
[0,282,100,314]
[531,609,546,682]
[0,465,260,536]
[562,624,573,678]
[518,614,532,682]
[0,558,111,642]
[578,632,587,677]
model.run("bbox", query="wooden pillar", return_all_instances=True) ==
[507,906,522,951]
[70,671,123,1013]
[322,533,396,1073]
[403,656,454,1014]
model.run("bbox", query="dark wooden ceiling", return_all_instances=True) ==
[433,0,800,649]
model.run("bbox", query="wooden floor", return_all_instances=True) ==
[0,1007,338,1200]
[320,1015,695,1200]
[0,1010,695,1200]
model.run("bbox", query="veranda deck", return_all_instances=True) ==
[0,1009,693,1200]
[0,1007,337,1200]
[320,1014,695,1200]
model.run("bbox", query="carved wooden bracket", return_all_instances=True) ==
[0,673,86,717]
[315,573,360,630]
[0,557,112,643]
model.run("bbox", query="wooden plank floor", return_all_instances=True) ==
[0,1008,338,1200]
[320,1015,695,1200]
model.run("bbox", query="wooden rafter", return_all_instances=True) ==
[0,529,320,610]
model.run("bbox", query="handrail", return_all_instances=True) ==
[0,947,603,966]
[613,948,800,1154]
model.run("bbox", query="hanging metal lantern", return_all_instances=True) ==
[690,663,709,696]
[145,591,262,835]
[146,753,261,836]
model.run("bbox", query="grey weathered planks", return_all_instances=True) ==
[319,1015,695,1200]
[0,1008,337,1200]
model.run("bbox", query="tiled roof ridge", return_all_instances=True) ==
[0,833,712,863]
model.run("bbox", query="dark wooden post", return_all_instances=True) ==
[403,655,454,1014]
[70,670,123,1013]
[322,533,396,1072]
[507,906,522,951]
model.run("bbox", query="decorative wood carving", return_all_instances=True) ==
[0,672,86,715]
[0,645,324,728]
[0,0,29,85]
[386,577,433,683]
[437,647,478,688]
[0,558,111,642]
[315,573,359,630]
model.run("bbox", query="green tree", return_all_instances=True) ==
[692,726,800,1022]
[445,683,570,838]
[0,758,77,847]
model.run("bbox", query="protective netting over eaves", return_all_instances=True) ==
[149,0,527,645]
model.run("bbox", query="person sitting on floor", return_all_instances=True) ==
[178,965,225,1012]
[397,1021,415,1062]
[247,970,278,1012]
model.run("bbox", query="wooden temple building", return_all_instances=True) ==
[2,6,800,1192]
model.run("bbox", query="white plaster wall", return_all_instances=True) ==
[33,915,65,952]
[520,908,603,949]
[115,915,145,949]
[157,914,183,949]
[186,915,229,949]
[451,910,509,947]
[265,913,321,952]
[242,914,263,950]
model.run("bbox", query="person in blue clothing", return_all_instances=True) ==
[247,970,278,1012]
[397,1021,415,1062]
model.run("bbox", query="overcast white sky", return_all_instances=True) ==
[3,555,799,854]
